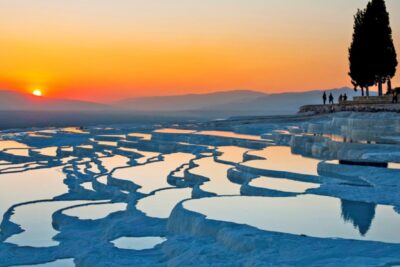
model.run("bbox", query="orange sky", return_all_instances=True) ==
[0,0,399,102]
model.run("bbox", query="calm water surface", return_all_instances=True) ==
[184,195,400,243]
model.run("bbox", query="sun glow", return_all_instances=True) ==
[32,89,43,97]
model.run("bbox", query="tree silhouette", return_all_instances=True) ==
[367,0,397,95]
[349,8,375,96]
[341,199,376,236]
[349,0,397,96]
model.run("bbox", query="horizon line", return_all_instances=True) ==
[0,86,360,103]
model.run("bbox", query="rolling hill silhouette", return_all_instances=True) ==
[0,87,369,116]
[0,90,111,111]
[118,87,363,115]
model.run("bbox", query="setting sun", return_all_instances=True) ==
[32,89,42,97]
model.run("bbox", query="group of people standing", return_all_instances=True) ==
[322,92,348,105]
[322,90,399,105]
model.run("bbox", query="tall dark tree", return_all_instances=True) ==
[349,8,375,96]
[349,0,397,96]
[366,0,397,95]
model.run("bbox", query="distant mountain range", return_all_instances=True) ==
[116,90,266,111]
[118,87,364,115]
[0,87,368,115]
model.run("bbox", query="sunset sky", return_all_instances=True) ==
[0,0,399,102]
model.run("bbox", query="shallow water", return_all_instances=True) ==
[98,155,130,172]
[112,236,166,250]
[184,195,400,243]
[154,128,195,134]
[0,167,69,219]
[87,162,101,174]
[128,133,152,140]
[190,157,241,195]
[81,182,94,191]
[27,133,53,139]
[171,164,189,178]
[76,145,92,150]
[95,141,118,147]
[63,203,127,220]
[6,200,93,247]
[128,149,160,164]
[249,176,320,193]
[62,127,88,134]
[113,153,194,194]
[98,134,126,139]
[34,147,58,157]
[15,259,75,267]
[137,188,192,218]
[0,140,30,150]
[216,146,249,163]
[389,163,400,169]
[97,175,108,185]
[0,163,44,174]
[244,146,320,176]
[76,164,87,174]
[195,131,262,141]
[3,148,30,157]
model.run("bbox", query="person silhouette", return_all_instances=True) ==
[393,91,398,104]
[329,93,334,104]
[344,94,348,102]
[322,92,327,105]
[339,94,343,103]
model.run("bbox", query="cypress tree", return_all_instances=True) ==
[365,0,397,96]
[349,0,397,96]
[349,8,375,96]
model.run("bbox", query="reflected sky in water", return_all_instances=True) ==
[184,195,400,243]
[250,176,320,193]
[63,203,127,220]
[216,146,250,163]
[113,153,194,194]
[191,157,241,195]
[112,236,166,250]
[34,147,58,157]
[0,168,69,220]
[244,146,320,176]
[17,258,75,267]
[154,128,195,134]
[98,155,130,172]
[0,140,30,150]
[127,133,152,140]
[3,148,30,157]
[195,131,262,141]
[6,201,93,247]
[137,188,192,218]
